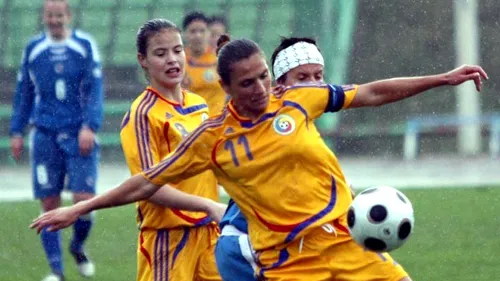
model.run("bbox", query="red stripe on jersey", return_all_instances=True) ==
[211,139,225,172]
[172,209,209,224]
[253,208,300,232]
[139,230,152,267]
[163,122,171,153]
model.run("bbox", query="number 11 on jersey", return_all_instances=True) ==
[224,135,253,167]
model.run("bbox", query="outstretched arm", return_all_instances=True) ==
[349,65,488,108]
[30,176,227,233]
[30,174,160,233]
[149,187,227,223]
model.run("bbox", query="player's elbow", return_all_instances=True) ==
[128,175,161,201]
[142,182,162,199]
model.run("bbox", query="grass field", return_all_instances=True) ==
[1,187,499,280]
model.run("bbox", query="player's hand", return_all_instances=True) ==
[272,85,286,98]
[78,127,95,156]
[10,136,24,162]
[30,206,80,234]
[445,64,488,92]
[206,201,228,223]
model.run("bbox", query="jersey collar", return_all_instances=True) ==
[147,86,186,106]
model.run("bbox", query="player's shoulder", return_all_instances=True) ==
[198,109,228,133]
[24,32,47,51]
[204,48,218,61]
[129,89,154,116]
[272,83,331,100]
[183,89,209,106]
[21,32,49,63]
[72,29,101,61]
[73,29,97,45]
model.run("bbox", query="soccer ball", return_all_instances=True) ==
[347,185,414,252]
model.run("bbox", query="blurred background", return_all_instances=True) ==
[0,0,499,280]
[1,0,499,163]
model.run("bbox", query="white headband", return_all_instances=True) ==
[272,41,325,80]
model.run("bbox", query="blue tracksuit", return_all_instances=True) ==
[10,30,103,198]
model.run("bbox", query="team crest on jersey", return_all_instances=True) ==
[201,112,209,121]
[204,70,216,82]
[273,114,296,136]
[54,63,64,73]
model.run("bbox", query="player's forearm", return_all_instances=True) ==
[10,88,34,135]
[82,94,104,132]
[356,74,448,107]
[148,185,213,213]
[82,75,104,132]
[74,174,161,215]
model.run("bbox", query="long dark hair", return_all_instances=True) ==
[216,34,263,85]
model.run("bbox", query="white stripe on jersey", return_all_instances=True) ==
[66,38,88,58]
[28,31,96,63]
[75,30,101,62]
[28,37,50,63]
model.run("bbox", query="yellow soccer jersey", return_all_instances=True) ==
[182,47,227,115]
[120,86,219,230]
[142,84,358,250]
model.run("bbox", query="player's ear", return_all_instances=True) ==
[65,2,72,20]
[137,53,147,69]
[219,79,231,96]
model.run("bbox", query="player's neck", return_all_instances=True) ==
[49,28,71,42]
[153,83,183,104]
[233,104,261,120]
[190,46,208,57]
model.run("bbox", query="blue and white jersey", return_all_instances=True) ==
[10,29,103,135]
[220,199,249,233]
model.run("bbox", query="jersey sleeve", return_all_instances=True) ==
[282,84,359,120]
[80,37,103,132]
[120,108,162,175]
[10,47,35,136]
[141,121,219,186]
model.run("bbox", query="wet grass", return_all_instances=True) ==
[0,187,499,280]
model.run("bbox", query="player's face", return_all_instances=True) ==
[138,29,185,89]
[281,64,324,86]
[43,1,71,40]
[222,53,272,117]
[209,22,226,48]
[185,20,210,53]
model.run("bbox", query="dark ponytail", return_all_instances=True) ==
[216,36,263,85]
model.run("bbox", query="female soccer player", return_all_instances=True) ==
[215,36,330,281]
[182,11,227,115]
[118,19,225,281]
[11,1,103,280]
[32,34,487,281]
[208,14,228,49]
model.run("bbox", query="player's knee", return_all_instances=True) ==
[72,192,95,204]
[40,195,62,211]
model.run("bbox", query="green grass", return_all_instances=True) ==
[1,187,499,280]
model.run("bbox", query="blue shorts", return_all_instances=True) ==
[31,128,99,199]
[215,231,256,281]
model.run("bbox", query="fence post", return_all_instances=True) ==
[404,120,419,161]
[489,118,500,159]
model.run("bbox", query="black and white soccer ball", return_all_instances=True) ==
[347,185,414,252]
